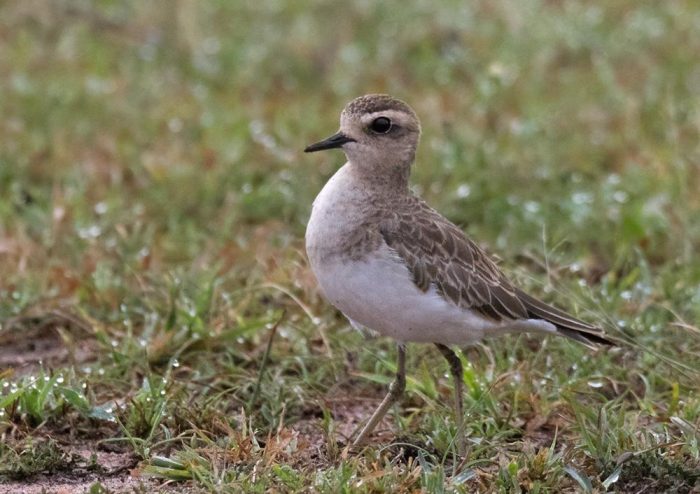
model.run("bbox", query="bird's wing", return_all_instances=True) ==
[379,196,528,321]
[379,195,612,346]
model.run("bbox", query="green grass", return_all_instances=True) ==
[1,1,699,492]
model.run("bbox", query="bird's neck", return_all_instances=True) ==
[347,159,411,196]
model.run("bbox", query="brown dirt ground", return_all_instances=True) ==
[0,435,192,494]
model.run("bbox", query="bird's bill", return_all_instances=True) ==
[304,132,356,153]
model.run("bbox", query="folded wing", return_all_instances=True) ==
[380,196,612,347]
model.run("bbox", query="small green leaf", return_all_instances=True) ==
[37,374,59,409]
[0,389,22,409]
[602,464,623,489]
[451,468,477,484]
[150,455,186,469]
[564,466,592,493]
[57,387,90,412]
[142,465,193,480]
[88,403,116,421]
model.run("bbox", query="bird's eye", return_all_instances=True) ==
[370,117,392,134]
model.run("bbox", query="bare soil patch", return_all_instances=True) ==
[0,308,97,376]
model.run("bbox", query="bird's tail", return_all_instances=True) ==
[515,288,614,348]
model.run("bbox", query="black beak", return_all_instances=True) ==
[304,131,356,153]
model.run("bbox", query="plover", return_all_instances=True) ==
[304,94,612,451]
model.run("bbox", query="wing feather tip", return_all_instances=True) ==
[515,288,615,348]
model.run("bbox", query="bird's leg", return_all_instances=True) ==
[435,343,466,456]
[352,343,406,447]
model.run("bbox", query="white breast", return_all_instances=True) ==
[305,163,364,256]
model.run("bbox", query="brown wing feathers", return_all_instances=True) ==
[380,196,612,347]
[380,199,529,321]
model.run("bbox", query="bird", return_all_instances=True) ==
[303,94,612,452]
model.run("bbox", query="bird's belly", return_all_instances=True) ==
[312,246,494,345]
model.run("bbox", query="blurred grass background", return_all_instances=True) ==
[0,1,699,492]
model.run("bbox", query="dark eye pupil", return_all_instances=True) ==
[370,117,392,133]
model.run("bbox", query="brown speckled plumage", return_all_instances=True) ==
[379,194,526,320]
[379,194,610,344]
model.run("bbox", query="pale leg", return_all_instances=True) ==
[352,343,406,446]
[435,343,466,456]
